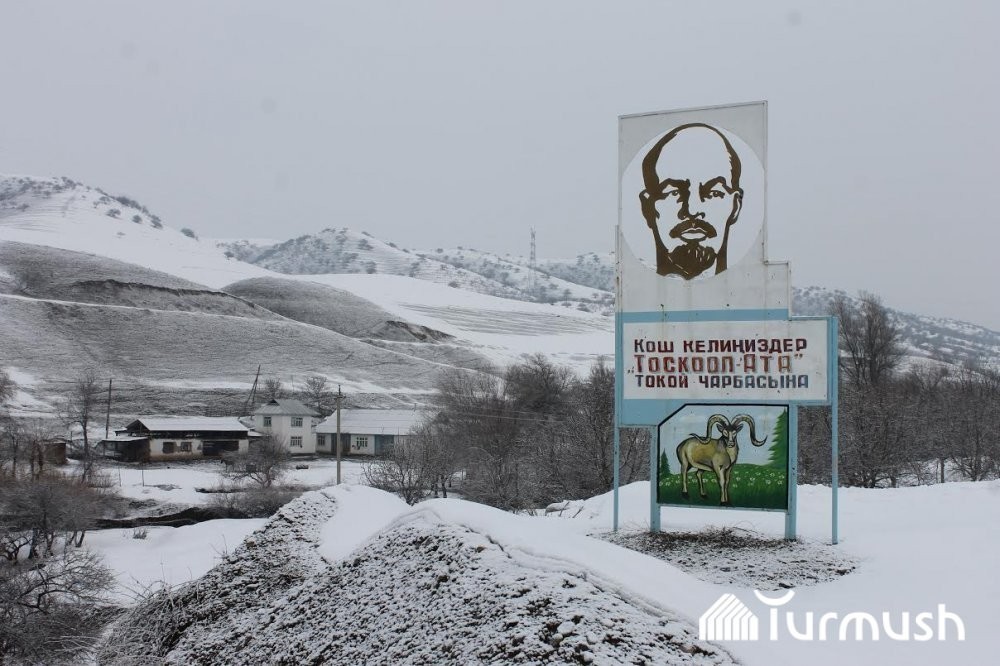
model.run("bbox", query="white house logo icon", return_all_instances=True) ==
[699,593,759,641]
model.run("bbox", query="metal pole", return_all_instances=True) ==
[649,425,660,533]
[612,426,620,532]
[784,405,798,540]
[830,317,840,545]
[613,306,623,532]
[335,385,343,484]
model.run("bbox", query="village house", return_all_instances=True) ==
[102,417,253,463]
[252,398,320,455]
[315,409,424,456]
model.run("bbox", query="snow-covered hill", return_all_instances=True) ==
[216,229,615,313]
[0,175,614,415]
[0,175,271,289]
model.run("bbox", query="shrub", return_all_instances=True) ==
[180,228,198,240]
[206,486,302,518]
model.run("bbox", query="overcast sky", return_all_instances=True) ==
[2,1,998,329]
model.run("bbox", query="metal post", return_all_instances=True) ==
[784,405,798,540]
[830,317,840,545]
[612,426,620,532]
[613,306,623,532]
[335,385,343,484]
[649,425,660,533]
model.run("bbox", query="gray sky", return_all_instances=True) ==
[3,1,998,330]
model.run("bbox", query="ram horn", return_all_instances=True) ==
[690,414,730,444]
[729,414,768,447]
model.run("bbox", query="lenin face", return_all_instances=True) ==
[639,124,744,279]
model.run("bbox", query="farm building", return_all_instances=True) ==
[102,417,254,462]
[315,409,425,456]
[252,398,320,455]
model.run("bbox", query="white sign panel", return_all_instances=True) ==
[623,319,829,402]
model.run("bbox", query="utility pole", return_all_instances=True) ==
[241,365,262,418]
[335,384,345,484]
[104,378,112,439]
[528,227,537,299]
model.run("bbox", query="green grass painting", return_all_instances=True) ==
[657,463,788,510]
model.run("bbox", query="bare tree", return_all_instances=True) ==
[221,436,290,489]
[832,292,903,388]
[300,375,334,417]
[0,548,113,662]
[261,378,284,402]
[433,366,536,511]
[947,365,1000,482]
[1,476,105,558]
[0,370,14,406]
[60,369,104,484]
[364,437,430,505]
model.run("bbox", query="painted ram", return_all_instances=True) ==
[675,413,767,506]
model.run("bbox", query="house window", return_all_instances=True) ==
[263,416,272,427]
[291,417,303,428]
[316,434,324,448]
[162,441,176,454]
[290,436,303,448]
[354,436,369,450]
[179,441,192,453]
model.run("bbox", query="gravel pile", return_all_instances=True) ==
[602,528,857,591]
[99,492,736,665]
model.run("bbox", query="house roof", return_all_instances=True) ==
[121,417,251,433]
[316,409,425,436]
[253,398,318,417]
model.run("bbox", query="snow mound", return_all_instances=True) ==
[100,487,733,665]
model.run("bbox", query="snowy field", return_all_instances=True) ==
[94,458,368,507]
[95,480,998,664]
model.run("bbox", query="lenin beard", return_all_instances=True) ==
[668,241,716,277]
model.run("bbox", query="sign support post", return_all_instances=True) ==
[784,405,799,540]
[649,425,660,533]
[830,316,840,544]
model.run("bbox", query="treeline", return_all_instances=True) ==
[367,355,649,509]
[799,292,1000,487]
[0,371,115,663]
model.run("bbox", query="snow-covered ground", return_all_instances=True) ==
[95,458,368,507]
[97,480,997,664]
[86,519,267,602]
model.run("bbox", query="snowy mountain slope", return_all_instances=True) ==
[222,222,999,367]
[217,228,530,300]
[537,251,616,293]
[794,286,1000,369]
[223,276,451,342]
[0,293,451,413]
[296,273,613,368]
[223,276,497,373]
[0,175,618,415]
[0,175,272,289]
[418,245,614,308]
[0,241,280,320]
[0,240,204,293]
